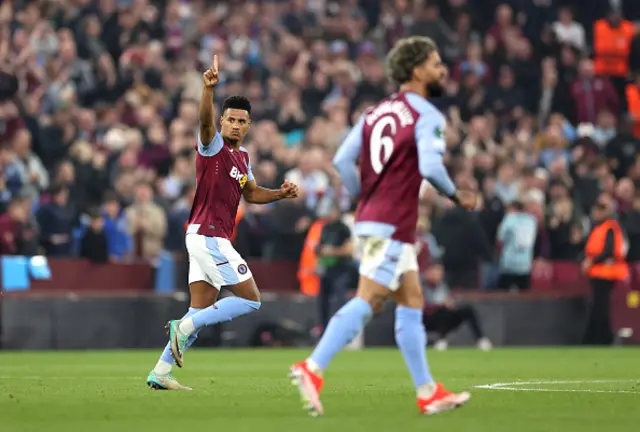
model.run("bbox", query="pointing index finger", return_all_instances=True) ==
[213,54,218,72]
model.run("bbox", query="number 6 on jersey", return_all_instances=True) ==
[370,115,397,174]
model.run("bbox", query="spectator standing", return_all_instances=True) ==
[547,193,585,261]
[36,185,74,257]
[582,193,629,345]
[315,203,355,332]
[268,190,315,260]
[285,149,330,213]
[496,200,538,291]
[592,8,635,102]
[101,191,132,261]
[432,202,493,289]
[0,197,29,255]
[552,7,586,52]
[11,129,49,204]
[80,208,109,264]
[570,58,619,125]
[0,145,24,207]
[125,183,167,262]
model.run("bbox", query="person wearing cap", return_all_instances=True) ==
[582,193,629,345]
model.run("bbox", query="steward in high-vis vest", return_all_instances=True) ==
[298,219,325,296]
[582,193,629,345]
[593,12,635,78]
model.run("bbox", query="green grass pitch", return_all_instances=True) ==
[1,348,639,432]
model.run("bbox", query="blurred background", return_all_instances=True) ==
[1,0,640,350]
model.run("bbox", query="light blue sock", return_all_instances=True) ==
[309,297,372,370]
[191,297,261,330]
[158,307,201,368]
[395,306,433,388]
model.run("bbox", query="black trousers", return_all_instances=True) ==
[423,305,484,340]
[582,278,615,345]
[445,266,478,289]
[610,77,629,112]
[318,267,353,330]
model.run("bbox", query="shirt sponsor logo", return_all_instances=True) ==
[230,166,248,188]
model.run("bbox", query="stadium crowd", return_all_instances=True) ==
[2,0,640,291]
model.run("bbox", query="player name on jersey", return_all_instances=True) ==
[365,100,416,128]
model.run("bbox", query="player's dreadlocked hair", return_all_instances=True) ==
[386,37,438,85]
[222,95,252,116]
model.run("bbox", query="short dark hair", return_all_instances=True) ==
[87,207,102,220]
[386,36,438,85]
[510,200,525,212]
[222,95,251,116]
[102,190,119,203]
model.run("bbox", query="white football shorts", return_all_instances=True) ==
[185,233,252,289]
[358,236,418,291]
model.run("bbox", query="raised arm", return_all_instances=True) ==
[199,55,220,150]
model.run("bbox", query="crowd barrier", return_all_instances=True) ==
[0,292,602,349]
[0,254,300,293]
[2,255,640,295]
[1,256,638,346]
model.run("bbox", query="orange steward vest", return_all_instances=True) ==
[231,206,244,244]
[593,19,635,77]
[626,84,640,138]
[585,219,629,281]
[297,219,325,296]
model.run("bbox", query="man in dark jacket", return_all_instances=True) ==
[315,203,355,331]
[80,208,109,264]
[432,205,493,289]
[268,191,315,260]
[36,185,74,256]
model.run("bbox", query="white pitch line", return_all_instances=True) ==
[474,380,640,394]
[0,376,140,380]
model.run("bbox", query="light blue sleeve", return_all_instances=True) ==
[240,147,255,181]
[197,132,224,157]
[497,217,508,242]
[247,161,255,181]
[414,113,456,197]
[333,116,364,196]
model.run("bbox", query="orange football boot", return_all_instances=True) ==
[417,383,471,415]
[289,361,324,416]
